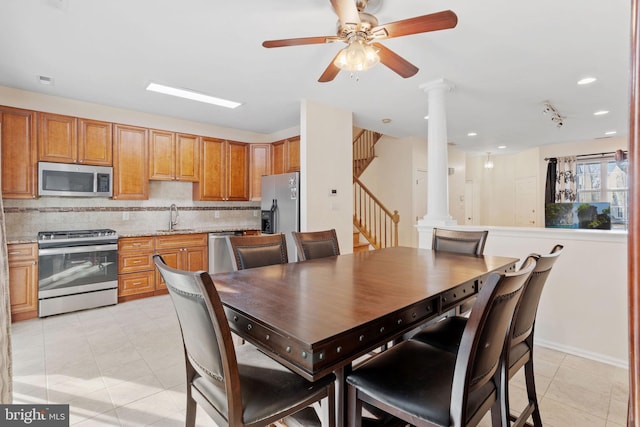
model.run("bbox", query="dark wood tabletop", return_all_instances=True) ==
[211,246,518,381]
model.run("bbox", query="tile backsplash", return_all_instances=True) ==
[4,181,261,238]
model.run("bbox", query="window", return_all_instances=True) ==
[576,158,628,228]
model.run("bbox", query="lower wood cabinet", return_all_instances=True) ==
[117,236,155,301]
[155,233,208,292]
[8,243,38,322]
[117,233,208,301]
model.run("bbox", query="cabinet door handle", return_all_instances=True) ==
[8,251,22,255]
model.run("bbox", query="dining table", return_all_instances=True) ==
[210,246,518,426]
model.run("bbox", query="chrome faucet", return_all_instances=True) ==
[169,204,179,231]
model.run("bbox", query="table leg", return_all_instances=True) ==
[334,364,352,427]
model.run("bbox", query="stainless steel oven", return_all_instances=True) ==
[38,229,118,317]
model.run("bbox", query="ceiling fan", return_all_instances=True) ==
[262,0,458,82]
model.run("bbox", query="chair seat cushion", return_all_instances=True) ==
[412,318,533,373]
[193,344,335,425]
[410,316,467,353]
[346,340,496,426]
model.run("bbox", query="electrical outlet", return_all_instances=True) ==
[122,212,129,220]
[253,210,258,217]
[214,211,220,219]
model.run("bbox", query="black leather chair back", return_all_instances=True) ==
[432,228,489,256]
[511,245,564,345]
[153,255,235,391]
[293,229,340,261]
[227,234,288,270]
[453,256,535,399]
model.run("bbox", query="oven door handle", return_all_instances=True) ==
[38,244,118,256]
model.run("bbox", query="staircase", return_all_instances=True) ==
[352,129,400,251]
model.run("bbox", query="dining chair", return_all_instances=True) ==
[346,257,536,427]
[153,255,336,427]
[410,244,564,427]
[432,227,489,256]
[432,228,489,314]
[227,233,288,271]
[292,229,340,261]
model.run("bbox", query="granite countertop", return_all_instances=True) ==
[7,226,260,245]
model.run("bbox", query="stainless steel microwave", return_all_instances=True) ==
[38,162,113,197]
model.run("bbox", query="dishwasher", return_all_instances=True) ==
[208,232,242,274]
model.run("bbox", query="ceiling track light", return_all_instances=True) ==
[543,101,564,128]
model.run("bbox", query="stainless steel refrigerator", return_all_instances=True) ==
[261,172,300,261]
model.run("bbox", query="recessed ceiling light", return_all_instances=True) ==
[424,115,429,120]
[146,82,242,109]
[467,132,477,137]
[382,118,392,124]
[594,110,609,116]
[577,77,597,85]
[498,145,507,149]
[605,130,617,135]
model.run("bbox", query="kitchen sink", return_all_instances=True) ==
[156,228,196,233]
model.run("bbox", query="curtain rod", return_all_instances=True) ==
[544,150,627,161]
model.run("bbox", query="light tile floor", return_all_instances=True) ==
[11,295,629,426]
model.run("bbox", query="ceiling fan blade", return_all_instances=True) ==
[263,36,340,48]
[318,52,342,82]
[373,43,419,78]
[372,10,458,39]
[330,0,361,27]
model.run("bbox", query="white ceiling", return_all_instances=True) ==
[0,0,631,156]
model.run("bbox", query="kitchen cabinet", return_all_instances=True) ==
[113,124,148,200]
[272,136,300,175]
[38,112,77,163]
[117,236,155,301]
[155,233,208,292]
[0,106,37,199]
[249,143,271,201]
[8,243,38,322]
[39,114,112,166]
[77,118,112,166]
[149,130,200,182]
[193,138,249,201]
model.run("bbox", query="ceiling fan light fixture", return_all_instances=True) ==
[334,38,380,72]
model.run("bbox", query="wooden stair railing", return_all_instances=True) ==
[353,176,399,249]
[353,129,382,178]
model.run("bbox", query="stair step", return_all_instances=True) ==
[353,242,370,253]
[353,231,371,253]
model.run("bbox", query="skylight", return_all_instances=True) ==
[146,83,242,109]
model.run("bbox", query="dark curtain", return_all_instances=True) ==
[545,158,557,204]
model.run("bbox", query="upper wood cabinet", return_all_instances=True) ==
[78,118,112,166]
[1,106,37,199]
[249,143,271,201]
[113,124,148,200]
[272,136,300,175]
[193,138,248,201]
[39,113,112,165]
[149,130,199,182]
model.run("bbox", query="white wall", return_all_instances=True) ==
[482,226,628,367]
[300,100,353,253]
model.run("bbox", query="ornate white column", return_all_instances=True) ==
[416,78,457,248]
